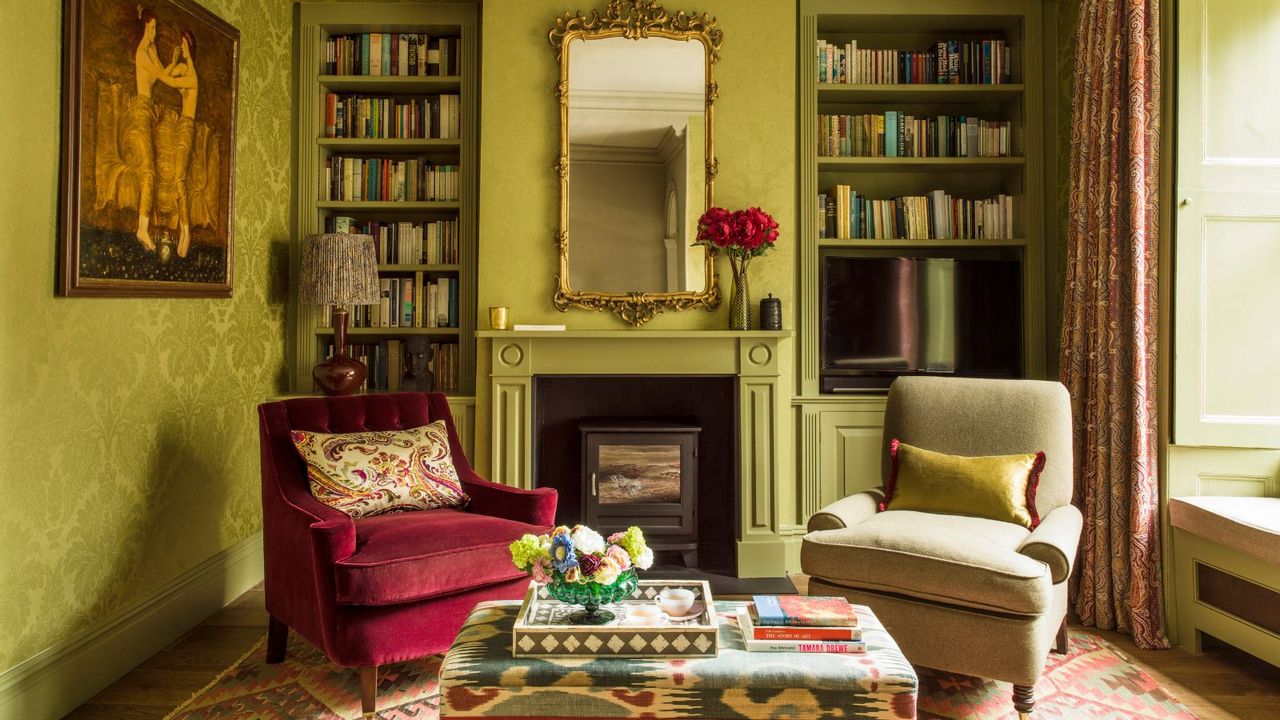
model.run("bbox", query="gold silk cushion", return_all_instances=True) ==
[879,439,1046,528]
[290,421,470,519]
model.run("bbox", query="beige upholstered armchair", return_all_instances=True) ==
[802,376,1082,719]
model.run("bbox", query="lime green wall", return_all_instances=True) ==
[0,0,291,672]
[474,0,797,473]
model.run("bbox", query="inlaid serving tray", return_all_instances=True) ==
[512,579,718,658]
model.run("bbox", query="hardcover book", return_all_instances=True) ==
[736,610,865,653]
[752,595,857,627]
[746,607,862,641]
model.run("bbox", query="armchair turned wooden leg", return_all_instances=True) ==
[1013,684,1035,718]
[266,615,288,664]
[360,665,378,716]
[1054,618,1069,654]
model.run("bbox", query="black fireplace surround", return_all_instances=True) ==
[531,375,738,575]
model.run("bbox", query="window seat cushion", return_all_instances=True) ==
[1168,496,1280,566]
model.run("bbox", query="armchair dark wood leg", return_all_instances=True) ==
[1054,618,1069,654]
[360,665,378,715]
[1013,684,1035,718]
[266,615,288,664]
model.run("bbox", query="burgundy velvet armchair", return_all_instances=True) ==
[258,392,556,714]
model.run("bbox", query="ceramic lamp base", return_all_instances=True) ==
[313,354,367,396]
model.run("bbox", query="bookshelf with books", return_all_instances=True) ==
[794,1,1050,533]
[294,3,478,403]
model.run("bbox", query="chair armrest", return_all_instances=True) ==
[808,490,884,531]
[309,516,357,565]
[262,453,358,563]
[1017,504,1082,583]
[461,471,558,527]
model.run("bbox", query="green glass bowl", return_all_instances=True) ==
[545,568,639,624]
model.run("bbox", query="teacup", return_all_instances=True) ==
[657,588,695,617]
[628,604,663,626]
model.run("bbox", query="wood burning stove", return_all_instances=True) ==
[579,420,700,568]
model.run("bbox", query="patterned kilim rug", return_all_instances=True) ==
[166,630,1197,719]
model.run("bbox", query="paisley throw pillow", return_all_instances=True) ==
[290,421,470,518]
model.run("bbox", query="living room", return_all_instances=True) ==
[1,0,1277,718]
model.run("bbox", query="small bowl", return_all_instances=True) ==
[626,604,664,626]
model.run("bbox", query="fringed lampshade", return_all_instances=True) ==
[299,234,380,396]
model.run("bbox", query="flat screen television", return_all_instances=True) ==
[821,254,1023,393]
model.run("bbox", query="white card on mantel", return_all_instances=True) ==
[513,324,566,331]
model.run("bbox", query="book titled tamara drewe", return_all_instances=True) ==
[752,595,858,627]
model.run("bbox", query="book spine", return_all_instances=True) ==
[754,627,862,642]
[402,278,415,327]
[743,639,867,653]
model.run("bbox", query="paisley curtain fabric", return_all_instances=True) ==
[291,421,470,518]
[1061,0,1168,648]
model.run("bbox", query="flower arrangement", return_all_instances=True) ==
[695,206,780,330]
[511,525,653,624]
[695,206,780,261]
[510,524,653,587]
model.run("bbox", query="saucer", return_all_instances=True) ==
[660,602,704,622]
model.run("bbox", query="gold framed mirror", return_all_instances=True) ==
[549,0,722,326]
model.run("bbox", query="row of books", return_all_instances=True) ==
[819,113,1012,159]
[323,339,459,394]
[327,216,460,265]
[324,276,459,329]
[323,33,461,77]
[739,595,864,653]
[820,186,1018,240]
[322,157,459,202]
[816,39,1013,85]
[323,93,462,140]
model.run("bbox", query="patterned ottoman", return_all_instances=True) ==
[440,600,917,719]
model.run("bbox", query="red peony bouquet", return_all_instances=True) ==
[695,206,780,262]
[695,206,779,329]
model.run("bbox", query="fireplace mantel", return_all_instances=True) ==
[476,329,793,577]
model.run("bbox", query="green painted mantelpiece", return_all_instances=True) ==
[476,330,793,577]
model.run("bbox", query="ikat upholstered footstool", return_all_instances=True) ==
[439,600,918,719]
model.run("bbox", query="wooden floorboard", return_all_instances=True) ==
[63,582,1280,719]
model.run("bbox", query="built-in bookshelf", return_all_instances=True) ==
[293,3,478,397]
[793,0,1050,526]
[797,0,1048,395]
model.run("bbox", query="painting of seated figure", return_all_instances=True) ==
[60,0,239,297]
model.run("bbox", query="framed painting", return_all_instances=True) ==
[59,0,239,297]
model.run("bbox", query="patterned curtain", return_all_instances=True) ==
[1061,0,1168,649]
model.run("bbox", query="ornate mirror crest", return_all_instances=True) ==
[549,0,722,327]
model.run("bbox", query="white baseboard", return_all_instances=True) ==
[0,531,265,720]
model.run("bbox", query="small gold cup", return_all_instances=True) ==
[489,306,510,330]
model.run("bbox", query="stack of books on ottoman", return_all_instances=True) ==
[737,595,865,653]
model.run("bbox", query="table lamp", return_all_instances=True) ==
[299,233,380,396]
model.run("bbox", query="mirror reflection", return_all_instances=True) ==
[566,36,708,294]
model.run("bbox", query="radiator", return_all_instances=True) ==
[1196,562,1280,635]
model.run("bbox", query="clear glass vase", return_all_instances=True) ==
[545,568,639,624]
[729,269,750,330]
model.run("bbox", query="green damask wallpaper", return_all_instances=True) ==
[473,0,798,473]
[0,0,291,671]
